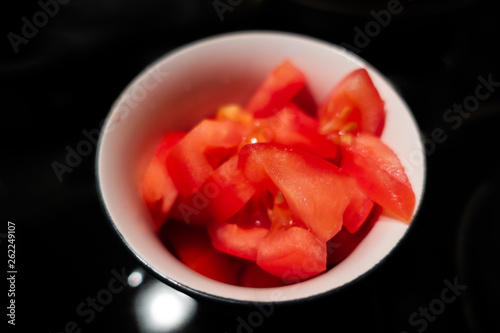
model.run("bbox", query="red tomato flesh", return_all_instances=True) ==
[245,60,306,118]
[239,142,353,242]
[251,103,339,160]
[239,262,287,288]
[342,181,375,234]
[318,68,385,137]
[208,221,269,261]
[141,132,185,231]
[341,133,415,222]
[257,225,326,281]
[167,119,251,197]
[208,193,271,260]
[142,62,416,287]
[161,221,242,285]
[206,154,256,221]
[327,206,381,266]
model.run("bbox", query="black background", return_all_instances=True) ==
[1,0,500,332]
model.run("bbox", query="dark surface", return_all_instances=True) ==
[2,0,500,332]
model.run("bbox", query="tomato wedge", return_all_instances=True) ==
[141,132,185,231]
[166,119,251,197]
[245,60,306,118]
[341,133,415,222]
[318,68,385,137]
[239,142,353,242]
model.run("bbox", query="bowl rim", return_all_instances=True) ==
[95,29,427,304]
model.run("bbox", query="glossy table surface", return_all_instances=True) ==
[1,0,499,332]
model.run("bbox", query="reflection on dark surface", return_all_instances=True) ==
[1,0,500,332]
[132,269,198,332]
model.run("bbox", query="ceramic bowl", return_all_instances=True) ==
[96,31,425,304]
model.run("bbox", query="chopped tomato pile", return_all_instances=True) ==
[142,60,416,287]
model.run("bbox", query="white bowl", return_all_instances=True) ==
[96,31,425,303]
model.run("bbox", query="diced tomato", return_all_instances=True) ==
[144,63,416,287]
[318,68,385,137]
[239,262,286,288]
[161,221,242,285]
[167,119,251,197]
[206,154,256,221]
[257,226,326,280]
[340,133,415,222]
[141,132,185,231]
[342,180,374,234]
[245,60,306,118]
[239,142,353,242]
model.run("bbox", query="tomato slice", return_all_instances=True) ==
[161,221,242,285]
[239,142,353,242]
[318,68,385,137]
[256,225,326,281]
[141,132,185,231]
[340,133,415,222]
[245,60,306,118]
[166,119,251,197]
[342,181,374,234]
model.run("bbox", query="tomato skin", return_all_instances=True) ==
[340,133,415,222]
[239,142,353,242]
[318,68,385,137]
[141,132,185,231]
[166,119,251,197]
[245,60,306,118]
